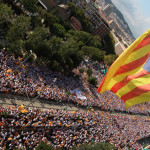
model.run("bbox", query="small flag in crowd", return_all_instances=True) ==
[18,105,25,111]
[6,69,12,73]
[97,30,150,109]
[21,109,28,113]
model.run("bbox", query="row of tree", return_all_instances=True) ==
[0,1,117,73]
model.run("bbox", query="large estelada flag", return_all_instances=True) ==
[97,30,150,109]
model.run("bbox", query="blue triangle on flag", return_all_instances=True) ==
[143,56,150,72]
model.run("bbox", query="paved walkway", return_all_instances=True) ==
[0,93,80,111]
[0,93,149,117]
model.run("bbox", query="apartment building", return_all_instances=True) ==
[86,0,111,38]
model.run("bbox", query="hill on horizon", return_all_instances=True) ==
[98,0,135,42]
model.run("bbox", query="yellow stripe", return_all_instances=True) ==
[125,91,150,109]
[106,67,143,91]
[116,73,150,97]
[122,44,150,65]
[100,30,150,93]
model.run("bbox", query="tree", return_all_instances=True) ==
[59,38,82,71]
[35,42,51,58]
[92,35,102,49]
[88,76,97,86]
[25,26,49,53]
[7,39,24,56]
[36,57,50,68]
[0,3,13,30]
[90,49,104,63]
[6,15,31,55]
[7,15,31,42]
[104,54,118,66]
[51,60,62,72]
[46,36,83,72]
[31,15,43,28]
[51,23,66,38]
[49,7,59,15]
[66,30,95,47]
[38,8,59,28]
[58,17,71,31]
[81,15,91,32]
[47,36,63,53]
[104,32,115,54]
[87,69,93,77]
[77,31,94,46]
[81,46,103,63]
[18,0,37,13]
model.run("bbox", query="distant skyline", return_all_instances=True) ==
[111,0,150,38]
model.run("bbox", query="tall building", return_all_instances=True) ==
[85,0,111,38]
[102,4,113,18]
[63,0,111,38]
[112,31,126,55]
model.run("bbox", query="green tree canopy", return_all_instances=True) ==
[87,68,93,77]
[51,23,66,38]
[42,36,83,72]
[90,49,104,63]
[7,15,31,42]
[31,15,43,28]
[92,35,102,49]
[18,0,38,13]
[104,54,118,66]
[38,8,59,28]
[25,26,49,53]
[7,39,24,56]
[66,30,102,50]
[66,30,96,47]
[58,38,82,71]
[0,3,13,29]
[104,32,115,54]
[46,36,63,70]
[88,76,97,86]
[6,15,31,55]
[81,46,104,62]
[47,36,62,53]
[58,17,71,31]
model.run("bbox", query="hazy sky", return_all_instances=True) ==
[111,0,150,38]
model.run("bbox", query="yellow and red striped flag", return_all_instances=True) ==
[97,30,150,109]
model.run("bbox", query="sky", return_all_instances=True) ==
[111,0,150,38]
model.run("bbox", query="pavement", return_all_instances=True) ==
[0,93,149,117]
[0,93,80,111]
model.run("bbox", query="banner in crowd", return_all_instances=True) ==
[70,89,87,100]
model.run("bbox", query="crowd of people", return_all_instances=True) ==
[0,49,150,115]
[0,48,150,149]
[0,106,149,149]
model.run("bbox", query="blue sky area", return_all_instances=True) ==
[111,0,150,38]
